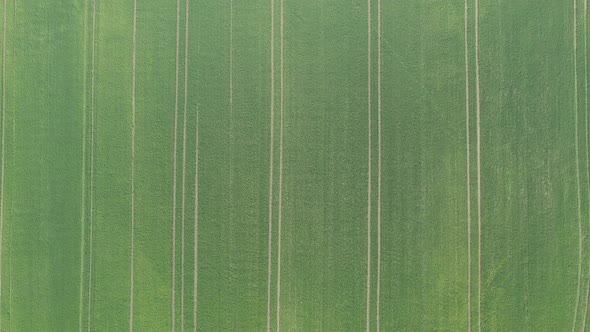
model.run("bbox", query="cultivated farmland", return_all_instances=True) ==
[0,0,585,331]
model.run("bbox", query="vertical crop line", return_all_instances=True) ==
[87,0,97,330]
[129,0,137,329]
[180,0,190,328]
[376,0,382,329]
[229,0,234,243]
[583,279,590,331]
[365,0,373,330]
[228,11,236,309]
[276,0,284,329]
[228,7,234,308]
[183,0,191,330]
[172,0,181,329]
[7,2,13,330]
[474,0,483,329]
[266,0,275,330]
[193,105,198,332]
[78,0,89,329]
[464,0,473,330]
[573,0,584,329]
[0,0,7,329]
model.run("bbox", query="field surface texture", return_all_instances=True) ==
[0,0,584,331]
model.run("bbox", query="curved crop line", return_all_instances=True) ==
[583,0,590,330]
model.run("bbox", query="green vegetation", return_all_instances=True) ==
[0,0,584,331]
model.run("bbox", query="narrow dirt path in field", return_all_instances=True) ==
[276,0,285,329]
[87,1,97,330]
[463,0,473,330]
[129,0,138,330]
[0,0,8,329]
[376,1,383,330]
[474,0,483,330]
[78,1,89,328]
[229,0,234,203]
[193,93,199,332]
[180,2,189,327]
[582,0,590,329]
[572,0,584,330]
[81,0,97,330]
[180,0,191,328]
[171,0,181,329]
[266,0,276,329]
[365,0,372,330]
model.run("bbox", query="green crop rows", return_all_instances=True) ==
[0,0,585,331]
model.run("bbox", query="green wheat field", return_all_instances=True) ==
[0,0,586,331]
